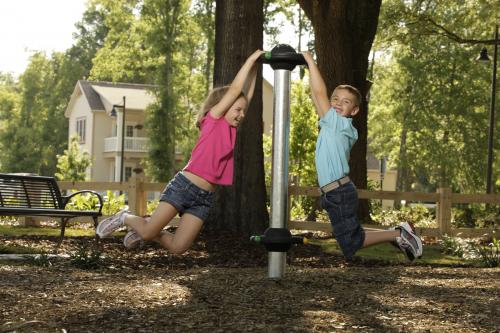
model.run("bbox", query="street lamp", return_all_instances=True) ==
[111,96,126,186]
[476,24,498,194]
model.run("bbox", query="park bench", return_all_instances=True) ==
[0,173,103,247]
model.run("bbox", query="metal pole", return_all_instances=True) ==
[486,24,498,194]
[268,69,291,279]
[120,96,126,186]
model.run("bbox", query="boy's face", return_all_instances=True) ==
[330,89,360,117]
[224,96,248,127]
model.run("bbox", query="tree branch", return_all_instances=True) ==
[423,16,497,45]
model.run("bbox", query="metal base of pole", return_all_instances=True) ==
[268,252,286,279]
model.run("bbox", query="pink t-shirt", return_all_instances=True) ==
[184,112,236,185]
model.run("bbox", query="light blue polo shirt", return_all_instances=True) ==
[315,108,358,187]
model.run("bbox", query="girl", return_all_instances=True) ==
[97,49,264,254]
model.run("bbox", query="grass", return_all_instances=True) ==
[0,225,94,237]
[0,224,97,256]
[309,238,472,266]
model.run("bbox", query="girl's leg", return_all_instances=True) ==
[155,213,203,254]
[124,202,178,241]
[362,229,400,247]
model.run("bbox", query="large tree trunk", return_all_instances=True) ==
[206,0,268,236]
[297,0,381,223]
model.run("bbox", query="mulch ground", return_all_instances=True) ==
[0,231,499,333]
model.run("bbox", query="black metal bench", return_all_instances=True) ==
[0,173,103,247]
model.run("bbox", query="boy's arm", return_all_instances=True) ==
[302,52,330,118]
[211,50,263,118]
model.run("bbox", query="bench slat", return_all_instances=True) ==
[0,207,100,217]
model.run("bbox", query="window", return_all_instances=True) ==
[126,125,134,137]
[125,167,132,182]
[76,117,86,143]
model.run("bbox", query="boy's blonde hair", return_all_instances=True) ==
[196,86,247,128]
[331,84,362,106]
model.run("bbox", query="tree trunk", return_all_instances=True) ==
[207,0,268,236]
[297,0,381,223]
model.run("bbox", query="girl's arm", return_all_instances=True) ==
[210,49,263,118]
[242,63,258,104]
[302,52,330,118]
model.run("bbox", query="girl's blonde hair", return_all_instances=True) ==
[196,86,247,128]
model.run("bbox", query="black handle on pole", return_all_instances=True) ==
[250,228,308,252]
[258,44,307,70]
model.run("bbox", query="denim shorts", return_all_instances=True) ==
[320,181,365,259]
[160,172,215,222]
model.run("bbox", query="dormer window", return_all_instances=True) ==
[76,117,86,143]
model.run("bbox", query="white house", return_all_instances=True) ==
[65,81,156,182]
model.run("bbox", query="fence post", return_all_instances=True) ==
[128,173,146,216]
[437,187,452,236]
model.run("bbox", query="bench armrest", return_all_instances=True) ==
[62,190,104,214]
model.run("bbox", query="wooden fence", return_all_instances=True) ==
[57,174,500,239]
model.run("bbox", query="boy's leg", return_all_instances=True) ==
[321,183,364,260]
[155,213,204,254]
[362,230,400,247]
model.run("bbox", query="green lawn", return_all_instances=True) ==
[0,225,94,237]
[308,238,472,266]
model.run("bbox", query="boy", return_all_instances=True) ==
[302,52,423,261]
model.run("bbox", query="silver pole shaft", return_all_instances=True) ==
[268,69,291,279]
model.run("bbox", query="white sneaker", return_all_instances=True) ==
[96,208,129,238]
[395,222,423,261]
[123,230,142,249]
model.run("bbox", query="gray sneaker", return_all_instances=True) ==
[394,222,423,261]
[123,230,143,249]
[96,208,129,238]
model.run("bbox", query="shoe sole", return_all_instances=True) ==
[399,222,423,258]
[123,232,142,249]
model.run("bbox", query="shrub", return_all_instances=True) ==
[69,243,105,269]
[24,252,53,267]
[439,234,500,267]
[468,237,500,268]
[439,235,469,257]
[370,204,435,228]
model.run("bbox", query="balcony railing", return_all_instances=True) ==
[104,137,148,153]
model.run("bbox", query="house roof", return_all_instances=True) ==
[65,80,158,117]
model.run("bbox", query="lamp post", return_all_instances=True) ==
[476,24,498,194]
[111,96,126,187]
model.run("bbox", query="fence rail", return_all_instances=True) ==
[57,175,499,239]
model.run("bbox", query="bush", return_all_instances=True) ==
[370,204,435,228]
[452,205,499,229]
[439,234,500,267]
[468,237,500,268]
[24,252,53,267]
[69,243,105,269]
[439,235,469,257]
[65,190,126,216]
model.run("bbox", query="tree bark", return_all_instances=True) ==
[207,0,268,236]
[297,0,381,223]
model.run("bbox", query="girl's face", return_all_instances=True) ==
[330,89,360,117]
[224,96,248,127]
